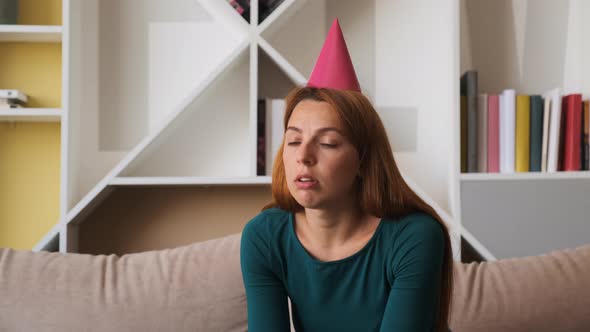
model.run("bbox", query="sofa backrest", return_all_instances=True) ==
[0,234,247,332]
[1,233,589,332]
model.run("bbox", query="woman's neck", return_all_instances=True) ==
[295,207,378,251]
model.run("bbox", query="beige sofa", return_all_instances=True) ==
[1,233,589,332]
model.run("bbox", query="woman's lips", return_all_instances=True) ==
[295,179,318,189]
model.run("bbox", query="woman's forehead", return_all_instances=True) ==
[289,100,342,127]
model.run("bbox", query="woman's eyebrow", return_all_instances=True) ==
[286,126,344,135]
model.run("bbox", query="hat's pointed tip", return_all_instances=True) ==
[306,17,361,93]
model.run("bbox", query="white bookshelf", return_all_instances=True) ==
[460,0,590,259]
[0,25,62,42]
[0,108,61,122]
[23,0,467,259]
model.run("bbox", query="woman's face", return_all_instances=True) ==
[283,99,360,210]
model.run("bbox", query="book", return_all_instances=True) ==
[259,0,284,23]
[541,96,551,172]
[477,93,488,172]
[583,100,589,171]
[460,71,478,173]
[226,0,250,22]
[487,95,500,173]
[557,97,567,170]
[529,95,544,172]
[460,95,467,172]
[265,98,286,176]
[515,95,530,172]
[544,88,562,172]
[257,99,266,176]
[562,94,582,171]
[500,89,515,173]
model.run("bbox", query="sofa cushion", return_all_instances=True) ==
[0,233,247,332]
[1,233,590,332]
[449,243,590,332]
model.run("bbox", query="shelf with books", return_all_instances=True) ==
[0,25,62,42]
[459,0,590,259]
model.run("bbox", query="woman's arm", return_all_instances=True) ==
[240,221,291,332]
[379,216,445,331]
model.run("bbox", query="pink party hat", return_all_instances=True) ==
[307,18,361,92]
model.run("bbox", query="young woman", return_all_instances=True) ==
[240,19,453,332]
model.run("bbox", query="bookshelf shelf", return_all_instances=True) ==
[461,171,590,181]
[110,176,272,186]
[0,25,62,42]
[460,0,590,260]
[0,108,61,122]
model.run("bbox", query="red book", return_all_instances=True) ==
[487,95,500,172]
[562,94,583,171]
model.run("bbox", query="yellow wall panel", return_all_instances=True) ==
[0,122,61,250]
[18,0,62,25]
[0,42,62,108]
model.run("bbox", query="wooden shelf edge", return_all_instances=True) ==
[0,24,62,42]
[461,171,590,181]
[110,176,272,186]
[0,108,62,122]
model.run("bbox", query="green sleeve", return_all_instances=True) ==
[240,219,291,332]
[379,216,445,331]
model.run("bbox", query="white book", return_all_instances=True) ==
[544,88,562,172]
[0,89,28,103]
[477,93,488,172]
[265,98,286,176]
[541,96,551,172]
[500,89,515,173]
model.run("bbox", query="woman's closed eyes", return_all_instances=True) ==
[286,141,339,148]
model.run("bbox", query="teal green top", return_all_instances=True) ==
[240,207,445,332]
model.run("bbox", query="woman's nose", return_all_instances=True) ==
[296,142,316,165]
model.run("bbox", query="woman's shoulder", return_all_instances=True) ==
[382,211,444,246]
[242,207,291,238]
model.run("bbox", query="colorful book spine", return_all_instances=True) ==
[460,95,467,173]
[562,94,582,171]
[541,97,551,172]
[477,93,488,172]
[500,89,515,173]
[487,95,500,173]
[515,95,531,172]
[545,88,562,172]
[529,95,543,172]
[461,71,479,173]
[583,101,589,171]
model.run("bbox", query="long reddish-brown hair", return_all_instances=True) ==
[262,86,453,332]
